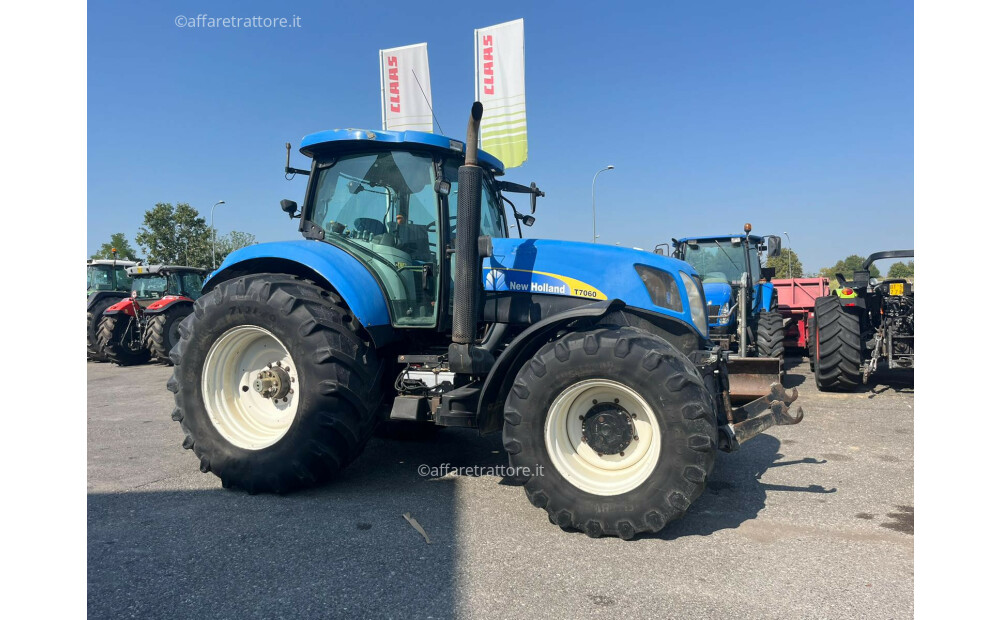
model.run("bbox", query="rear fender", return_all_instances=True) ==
[203,241,394,346]
[87,290,128,312]
[144,296,193,316]
[104,298,137,317]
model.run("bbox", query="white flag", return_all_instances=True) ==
[475,19,527,168]
[379,43,434,132]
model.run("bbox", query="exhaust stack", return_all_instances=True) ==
[449,102,494,374]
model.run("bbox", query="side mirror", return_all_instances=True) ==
[761,267,776,281]
[766,235,781,257]
[529,182,543,213]
[654,248,664,255]
[280,199,299,219]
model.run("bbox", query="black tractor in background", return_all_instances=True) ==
[813,250,914,390]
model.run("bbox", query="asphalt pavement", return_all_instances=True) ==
[87,355,913,619]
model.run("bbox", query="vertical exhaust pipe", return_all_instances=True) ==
[453,102,484,345]
[449,102,494,374]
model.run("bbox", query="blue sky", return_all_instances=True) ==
[88,0,912,273]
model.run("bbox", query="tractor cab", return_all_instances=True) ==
[87,259,136,294]
[290,129,537,330]
[126,265,206,307]
[671,228,781,343]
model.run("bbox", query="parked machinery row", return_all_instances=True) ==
[88,264,205,365]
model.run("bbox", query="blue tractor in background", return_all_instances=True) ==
[667,230,786,400]
[168,103,803,539]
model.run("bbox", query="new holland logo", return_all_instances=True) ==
[483,268,607,300]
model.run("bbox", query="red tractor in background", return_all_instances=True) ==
[97,265,206,365]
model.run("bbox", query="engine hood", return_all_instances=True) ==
[702,282,734,307]
[484,238,702,324]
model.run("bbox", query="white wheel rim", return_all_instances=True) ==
[544,379,661,496]
[201,326,299,450]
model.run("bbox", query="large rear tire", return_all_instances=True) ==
[502,327,717,539]
[97,314,151,366]
[814,296,862,391]
[807,315,816,372]
[167,274,385,493]
[144,305,192,364]
[87,297,123,361]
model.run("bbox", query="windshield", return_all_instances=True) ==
[87,265,131,292]
[132,275,168,299]
[682,239,748,284]
[176,272,205,299]
[307,150,505,328]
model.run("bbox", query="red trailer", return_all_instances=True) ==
[772,277,830,353]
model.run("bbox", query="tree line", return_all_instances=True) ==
[90,203,256,270]
[764,249,914,281]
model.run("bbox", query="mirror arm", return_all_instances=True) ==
[284,142,310,178]
[501,194,523,238]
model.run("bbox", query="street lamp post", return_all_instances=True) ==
[783,232,791,278]
[211,200,226,269]
[591,165,614,243]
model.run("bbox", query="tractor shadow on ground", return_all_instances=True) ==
[866,366,914,398]
[781,354,808,390]
[655,434,836,541]
[88,427,505,619]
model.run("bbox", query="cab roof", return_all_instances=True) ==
[87,259,138,267]
[126,265,206,277]
[299,129,505,176]
[676,234,764,245]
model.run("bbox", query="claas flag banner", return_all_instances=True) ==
[475,19,527,168]
[379,43,434,132]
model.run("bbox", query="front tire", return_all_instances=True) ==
[97,314,151,366]
[755,311,785,360]
[167,274,385,493]
[502,327,717,539]
[144,305,192,364]
[814,296,862,391]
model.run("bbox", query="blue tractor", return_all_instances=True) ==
[168,104,803,539]
[667,230,786,399]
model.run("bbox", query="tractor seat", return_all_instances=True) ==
[354,217,387,237]
[394,223,433,262]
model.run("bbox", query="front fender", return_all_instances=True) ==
[477,299,625,435]
[755,282,777,313]
[204,240,392,334]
